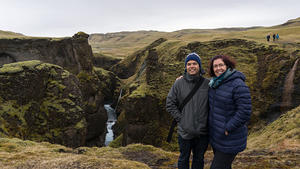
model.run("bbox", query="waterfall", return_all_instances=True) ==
[281,58,299,112]
[104,104,117,146]
[104,88,123,146]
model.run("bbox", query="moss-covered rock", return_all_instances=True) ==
[0,60,86,148]
[0,32,94,74]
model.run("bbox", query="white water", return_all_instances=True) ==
[104,104,117,146]
[104,89,123,146]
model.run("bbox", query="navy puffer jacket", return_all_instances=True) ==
[209,71,251,154]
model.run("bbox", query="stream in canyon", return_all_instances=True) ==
[104,89,122,146]
[104,104,117,146]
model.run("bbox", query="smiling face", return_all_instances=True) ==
[186,60,200,75]
[213,58,227,77]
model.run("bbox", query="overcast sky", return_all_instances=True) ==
[0,0,299,37]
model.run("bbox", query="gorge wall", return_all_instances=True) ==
[0,61,86,147]
[0,32,93,74]
[0,33,120,147]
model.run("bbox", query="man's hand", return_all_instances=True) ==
[225,130,229,136]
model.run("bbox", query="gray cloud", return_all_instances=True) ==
[0,0,299,37]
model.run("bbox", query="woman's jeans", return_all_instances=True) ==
[210,148,237,169]
[178,135,209,169]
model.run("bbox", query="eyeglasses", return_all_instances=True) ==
[213,63,225,69]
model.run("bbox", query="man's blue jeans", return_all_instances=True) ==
[178,135,209,169]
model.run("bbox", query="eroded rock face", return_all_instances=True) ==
[0,32,94,74]
[111,38,167,79]
[0,33,120,147]
[0,60,86,147]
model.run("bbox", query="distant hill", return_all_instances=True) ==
[276,17,300,27]
[89,17,300,58]
[0,30,25,38]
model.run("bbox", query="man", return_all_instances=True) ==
[166,52,209,169]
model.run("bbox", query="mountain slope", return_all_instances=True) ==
[0,30,25,38]
[248,105,300,150]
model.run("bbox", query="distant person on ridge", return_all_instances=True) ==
[266,34,270,41]
[276,33,279,40]
[166,52,209,169]
[273,33,276,41]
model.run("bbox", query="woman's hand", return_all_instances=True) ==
[176,75,183,81]
[225,130,229,136]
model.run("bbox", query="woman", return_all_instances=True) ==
[208,55,252,169]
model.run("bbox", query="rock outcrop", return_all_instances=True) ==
[0,32,93,74]
[0,32,120,147]
[0,60,86,147]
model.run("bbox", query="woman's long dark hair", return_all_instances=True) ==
[209,55,236,77]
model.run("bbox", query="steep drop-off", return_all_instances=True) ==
[0,33,121,147]
[0,32,93,74]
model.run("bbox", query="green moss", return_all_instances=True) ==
[61,99,75,106]
[0,60,43,74]
[61,70,70,79]
[49,68,58,76]
[248,105,300,149]
[40,100,66,115]
[0,100,32,126]
[75,106,83,112]
[0,65,23,74]
[35,63,63,71]
[75,119,86,130]
[108,134,123,148]
[68,93,77,99]
[77,71,91,80]
[48,80,66,92]
[128,83,152,98]
[50,129,61,137]
[44,129,62,139]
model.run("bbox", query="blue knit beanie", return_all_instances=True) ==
[185,52,205,74]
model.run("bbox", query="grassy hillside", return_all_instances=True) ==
[248,105,300,150]
[0,30,25,38]
[89,17,300,58]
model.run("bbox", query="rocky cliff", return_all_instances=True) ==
[0,33,120,147]
[0,60,86,147]
[0,32,93,74]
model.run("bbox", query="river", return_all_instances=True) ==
[104,104,117,146]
